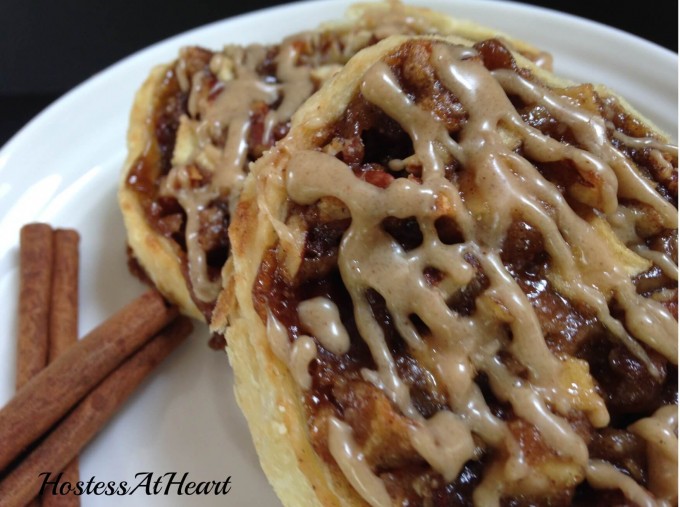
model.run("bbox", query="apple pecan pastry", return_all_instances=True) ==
[214,33,678,506]
[118,1,551,322]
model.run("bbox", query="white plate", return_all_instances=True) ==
[0,1,676,505]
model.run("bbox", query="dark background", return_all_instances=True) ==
[0,0,677,147]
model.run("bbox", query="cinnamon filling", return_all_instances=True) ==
[253,39,677,506]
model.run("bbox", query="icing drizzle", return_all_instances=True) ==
[276,40,677,505]
[154,3,515,307]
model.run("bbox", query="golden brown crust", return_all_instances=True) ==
[343,2,552,67]
[118,65,205,321]
[220,145,356,506]
[215,34,677,507]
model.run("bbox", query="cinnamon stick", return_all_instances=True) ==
[17,223,54,388]
[0,290,177,472]
[47,229,80,363]
[0,317,193,507]
[42,229,81,507]
[19,223,55,507]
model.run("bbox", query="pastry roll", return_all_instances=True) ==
[118,1,551,322]
[215,33,678,506]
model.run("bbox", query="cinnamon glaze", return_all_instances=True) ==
[253,39,678,506]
